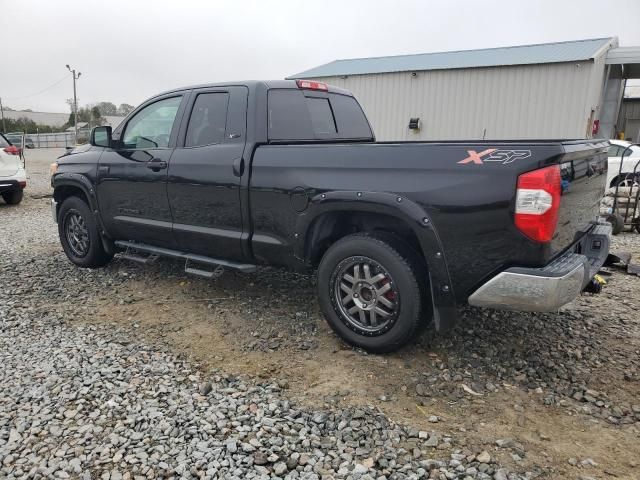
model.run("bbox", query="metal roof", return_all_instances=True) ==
[606,46,640,64]
[606,46,640,79]
[289,38,615,79]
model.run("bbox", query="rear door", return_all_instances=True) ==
[96,94,186,247]
[167,86,248,260]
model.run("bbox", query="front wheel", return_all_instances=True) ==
[58,196,113,268]
[317,233,429,353]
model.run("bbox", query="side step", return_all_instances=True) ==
[184,259,225,279]
[119,252,159,265]
[114,240,257,275]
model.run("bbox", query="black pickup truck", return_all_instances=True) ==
[51,80,611,352]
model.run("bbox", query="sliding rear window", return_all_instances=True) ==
[268,89,372,141]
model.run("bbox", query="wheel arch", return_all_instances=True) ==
[53,174,114,254]
[609,172,640,188]
[53,174,98,213]
[296,191,457,331]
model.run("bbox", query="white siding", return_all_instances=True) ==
[312,60,606,141]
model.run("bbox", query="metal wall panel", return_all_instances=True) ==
[313,60,605,141]
[618,99,640,141]
[619,99,640,123]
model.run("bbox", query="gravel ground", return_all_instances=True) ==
[1,149,639,480]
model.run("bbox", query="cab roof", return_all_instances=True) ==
[154,80,353,98]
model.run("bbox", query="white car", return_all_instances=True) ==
[606,139,640,188]
[0,133,26,205]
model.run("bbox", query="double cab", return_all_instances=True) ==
[51,80,611,352]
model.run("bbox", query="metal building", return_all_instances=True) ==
[289,38,640,141]
[618,87,640,142]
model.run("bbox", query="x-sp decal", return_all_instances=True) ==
[458,149,532,165]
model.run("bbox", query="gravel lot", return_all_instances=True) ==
[1,149,639,479]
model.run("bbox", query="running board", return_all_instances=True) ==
[185,260,225,279]
[119,252,159,265]
[114,240,257,273]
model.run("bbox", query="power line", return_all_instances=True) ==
[4,74,71,101]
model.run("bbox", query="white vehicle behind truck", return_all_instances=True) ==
[0,133,26,205]
[607,139,640,188]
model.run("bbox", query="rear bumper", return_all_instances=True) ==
[468,223,611,312]
[0,179,24,195]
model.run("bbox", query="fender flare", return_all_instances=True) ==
[296,190,457,331]
[53,173,99,212]
[52,174,114,253]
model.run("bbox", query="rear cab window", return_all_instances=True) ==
[268,89,373,142]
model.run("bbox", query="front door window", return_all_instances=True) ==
[121,96,182,149]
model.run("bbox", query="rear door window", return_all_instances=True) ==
[268,89,372,141]
[185,92,230,147]
[607,145,622,157]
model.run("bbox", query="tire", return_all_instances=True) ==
[58,196,113,268]
[317,233,429,353]
[610,174,640,189]
[2,190,23,205]
[606,213,624,235]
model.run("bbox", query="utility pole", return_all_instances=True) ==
[66,64,81,144]
[0,97,5,133]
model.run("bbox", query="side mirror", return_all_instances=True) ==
[91,126,112,148]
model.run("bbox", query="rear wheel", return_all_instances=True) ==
[2,190,23,205]
[611,174,640,189]
[58,196,113,268]
[317,233,429,353]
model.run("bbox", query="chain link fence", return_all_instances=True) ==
[29,129,90,148]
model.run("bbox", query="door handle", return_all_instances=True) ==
[232,157,244,177]
[146,159,167,171]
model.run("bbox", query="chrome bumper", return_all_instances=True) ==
[468,224,611,312]
[51,199,58,223]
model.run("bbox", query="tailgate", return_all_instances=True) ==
[552,140,609,255]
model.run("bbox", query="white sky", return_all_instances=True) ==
[1,0,640,113]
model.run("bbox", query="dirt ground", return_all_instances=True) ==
[13,149,640,479]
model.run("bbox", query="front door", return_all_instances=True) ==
[167,87,248,260]
[96,94,186,248]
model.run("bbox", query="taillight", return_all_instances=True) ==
[514,165,561,243]
[3,145,19,155]
[296,79,329,91]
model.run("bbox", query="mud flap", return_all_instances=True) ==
[429,272,458,331]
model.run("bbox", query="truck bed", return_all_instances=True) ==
[249,139,609,299]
